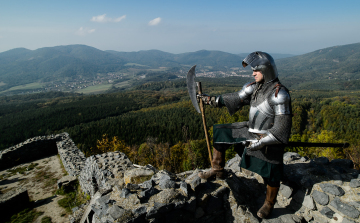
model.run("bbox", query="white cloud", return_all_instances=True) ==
[76,27,96,36]
[91,14,126,23]
[113,15,126,22]
[149,17,161,26]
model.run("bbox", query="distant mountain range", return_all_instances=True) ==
[0,43,359,93]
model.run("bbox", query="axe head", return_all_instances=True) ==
[186,65,201,113]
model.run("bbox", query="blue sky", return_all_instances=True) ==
[1,0,359,55]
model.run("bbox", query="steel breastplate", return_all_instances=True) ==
[248,99,274,134]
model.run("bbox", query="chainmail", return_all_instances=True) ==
[268,115,292,144]
[250,80,279,107]
[222,92,248,116]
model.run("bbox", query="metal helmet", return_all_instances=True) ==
[242,51,278,83]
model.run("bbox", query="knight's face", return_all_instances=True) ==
[252,70,264,83]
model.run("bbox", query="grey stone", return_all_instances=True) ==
[292,215,304,223]
[349,179,360,188]
[280,215,296,223]
[132,206,147,216]
[107,205,124,220]
[349,201,360,208]
[225,154,241,172]
[126,183,140,190]
[184,169,201,184]
[97,194,110,206]
[280,184,293,199]
[319,207,335,219]
[312,190,329,205]
[179,181,188,197]
[319,183,345,196]
[342,218,356,223]
[330,197,360,219]
[91,205,103,218]
[141,179,154,189]
[120,188,131,198]
[303,195,315,210]
[283,152,301,163]
[159,178,176,189]
[313,211,329,223]
[190,176,201,191]
[145,164,157,173]
[139,187,158,199]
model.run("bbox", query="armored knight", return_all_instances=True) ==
[198,51,292,219]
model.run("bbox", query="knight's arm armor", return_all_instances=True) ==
[197,82,255,112]
[220,82,255,115]
[247,88,292,151]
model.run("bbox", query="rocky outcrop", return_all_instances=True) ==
[2,134,359,223]
[278,153,360,223]
[74,152,360,223]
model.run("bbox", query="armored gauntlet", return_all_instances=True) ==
[196,94,219,107]
[247,133,281,151]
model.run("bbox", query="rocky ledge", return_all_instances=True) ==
[71,152,360,223]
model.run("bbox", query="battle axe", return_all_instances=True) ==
[186,65,213,166]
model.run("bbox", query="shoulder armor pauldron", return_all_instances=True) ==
[270,88,291,115]
[238,82,255,100]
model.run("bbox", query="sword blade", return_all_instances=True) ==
[287,142,349,148]
[186,65,201,113]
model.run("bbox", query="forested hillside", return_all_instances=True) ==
[1,81,360,171]
[278,42,360,89]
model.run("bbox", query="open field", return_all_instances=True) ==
[114,80,131,88]
[149,67,168,72]
[124,63,148,67]
[0,82,44,93]
[75,84,112,94]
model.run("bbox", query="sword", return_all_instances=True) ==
[186,65,213,166]
[287,142,349,148]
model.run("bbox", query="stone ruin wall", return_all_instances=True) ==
[1,134,360,223]
[0,133,65,171]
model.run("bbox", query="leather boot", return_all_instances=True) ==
[257,185,279,219]
[198,147,226,180]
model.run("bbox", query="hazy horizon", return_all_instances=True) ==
[1,0,360,55]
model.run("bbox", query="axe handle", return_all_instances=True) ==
[197,82,213,167]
